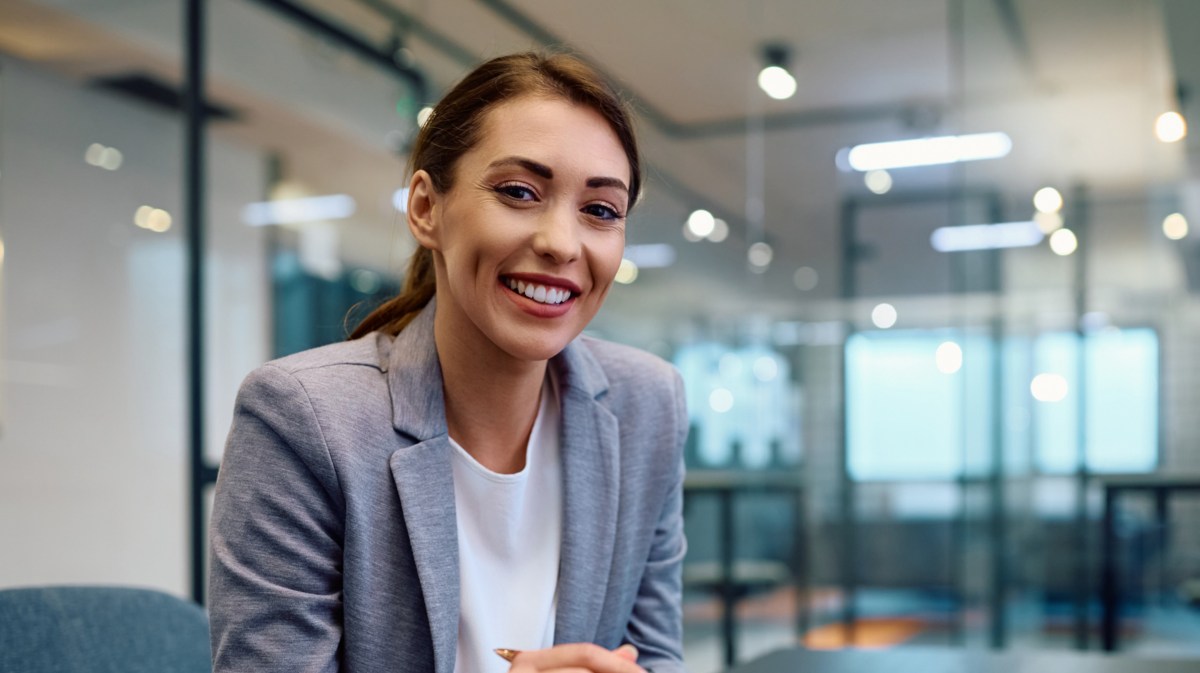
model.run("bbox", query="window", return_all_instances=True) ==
[846,327,1158,481]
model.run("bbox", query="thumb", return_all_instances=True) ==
[613,643,639,661]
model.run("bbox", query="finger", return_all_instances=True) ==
[512,643,646,673]
[613,644,638,662]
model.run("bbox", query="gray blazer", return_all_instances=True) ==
[208,303,687,673]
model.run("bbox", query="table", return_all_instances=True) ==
[1099,473,1200,651]
[724,646,1200,673]
[683,470,806,668]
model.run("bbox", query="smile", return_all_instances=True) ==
[503,277,574,305]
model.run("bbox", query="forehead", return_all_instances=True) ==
[466,96,631,183]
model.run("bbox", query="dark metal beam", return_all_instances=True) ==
[351,0,480,69]
[837,198,859,647]
[245,0,428,103]
[992,0,1036,76]
[184,0,208,606]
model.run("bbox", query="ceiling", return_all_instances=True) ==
[0,0,1194,334]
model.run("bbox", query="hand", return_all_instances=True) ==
[507,643,645,673]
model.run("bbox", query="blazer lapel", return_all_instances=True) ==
[385,303,459,673]
[390,439,458,673]
[553,340,621,645]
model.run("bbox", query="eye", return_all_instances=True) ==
[581,203,624,221]
[494,183,537,201]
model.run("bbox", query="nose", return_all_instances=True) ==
[530,207,581,265]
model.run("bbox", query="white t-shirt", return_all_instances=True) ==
[449,375,562,673]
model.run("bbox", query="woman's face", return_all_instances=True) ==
[411,95,631,364]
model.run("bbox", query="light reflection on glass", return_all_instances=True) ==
[1033,186,1063,213]
[748,242,773,268]
[793,266,818,291]
[709,387,734,413]
[1049,228,1077,255]
[864,169,892,195]
[709,218,729,243]
[686,209,715,238]
[1030,373,1068,402]
[935,341,963,374]
[1163,212,1188,240]
[614,259,638,284]
[871,302,898,329]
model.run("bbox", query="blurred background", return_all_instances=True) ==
[2,1,1199,671]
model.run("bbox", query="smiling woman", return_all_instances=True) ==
[208,53,686,673]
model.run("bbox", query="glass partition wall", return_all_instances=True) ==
[3,1,1200,672]
[0,1,198,593]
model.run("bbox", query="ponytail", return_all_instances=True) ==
[348,246,435,338]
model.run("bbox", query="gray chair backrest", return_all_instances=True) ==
[0,585,212,673]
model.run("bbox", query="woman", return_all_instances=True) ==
[208,52,687,673]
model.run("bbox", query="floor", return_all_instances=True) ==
[681,586,1200,673]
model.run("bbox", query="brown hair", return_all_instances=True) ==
[349,52,642,339]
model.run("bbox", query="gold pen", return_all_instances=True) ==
[494,648,521,663]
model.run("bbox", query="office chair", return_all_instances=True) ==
[0,585,212,673]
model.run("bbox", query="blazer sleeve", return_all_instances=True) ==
[208,364,346,673]
[625,368,688,673]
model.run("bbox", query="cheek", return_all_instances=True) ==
[592,236,626,283]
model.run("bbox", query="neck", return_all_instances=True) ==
[434,307,547,474]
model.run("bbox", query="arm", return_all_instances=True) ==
[208,364,346,673]
[624,369,689,673]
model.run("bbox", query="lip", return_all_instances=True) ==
[499,273,580,318]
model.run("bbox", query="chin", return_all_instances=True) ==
[498,332,577,363]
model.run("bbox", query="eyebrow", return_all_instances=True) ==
[488,156,629,194]
[586,176,629,193]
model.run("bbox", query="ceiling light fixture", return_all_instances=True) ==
[930,221,1044,252]
[1033,186,1063,213]
[241,194,356,226]
[1163,212,1189,240]
[841,132,1012,171]
[757,44,797,101]
[685,209,716,238]
[1155,111,1187,143]
[1049,228,1078,256]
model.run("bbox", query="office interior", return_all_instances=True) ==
[1,1,1199,671]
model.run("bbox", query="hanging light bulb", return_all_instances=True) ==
[758,44,797,101]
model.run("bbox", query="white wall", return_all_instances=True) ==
[0,56,269,597]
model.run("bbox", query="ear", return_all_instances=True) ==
[406,169,441,251]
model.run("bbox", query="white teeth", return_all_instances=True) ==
[505,277,571,305]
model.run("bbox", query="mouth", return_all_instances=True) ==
[501,275,577,306]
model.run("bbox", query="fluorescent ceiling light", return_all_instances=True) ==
[930,221,1043,252]
[845,132,1012,171]
[623,243,676,268]
[242,194,356,226]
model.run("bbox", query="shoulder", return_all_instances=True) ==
[235,334,393,424]
[576,335,681,392]
[264,333,390,377]
[226,334,398,488]
[245,333,389,390]
[571,336,686,433]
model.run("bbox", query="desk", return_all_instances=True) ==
[724,647,1200,673]
[1099,474,1200,652]
[683,470,806,668]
